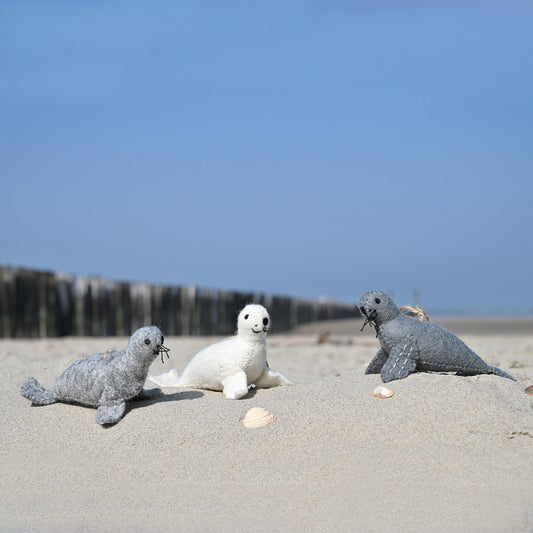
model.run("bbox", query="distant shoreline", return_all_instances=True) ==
[290,316,533,337]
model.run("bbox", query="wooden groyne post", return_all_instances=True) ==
[0,266,359,338]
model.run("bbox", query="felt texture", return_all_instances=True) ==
[20,326,169,425]
[150,304,293,399]
[358,290,515,383]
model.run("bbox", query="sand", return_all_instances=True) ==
[1,317,532,532]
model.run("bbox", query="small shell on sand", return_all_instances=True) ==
[373,385,394,399]
[242,407,275,429]
[525,385,533,396]
[316,332,331,344]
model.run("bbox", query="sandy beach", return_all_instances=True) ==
[2,316,532,532]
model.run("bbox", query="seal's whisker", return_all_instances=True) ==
[360,309,378,334]
[159,344,170,363]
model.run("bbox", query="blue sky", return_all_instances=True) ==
[1,1,532,315]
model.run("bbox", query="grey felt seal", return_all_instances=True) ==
[20,326,170,425]
[359,290,515,383]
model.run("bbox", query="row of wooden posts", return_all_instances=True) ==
[0,266,359,338]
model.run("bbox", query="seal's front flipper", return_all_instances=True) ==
[365,348,389,374]
[133,388,162,401]
[222,371,249,400]
[96,401,126,425]
[380,338,418,383]
[254,368,294,388]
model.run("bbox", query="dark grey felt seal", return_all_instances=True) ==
[20,326,170,425]
[358,290,515,383]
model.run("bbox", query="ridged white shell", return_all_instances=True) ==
[242,407,275,429]
[373,385,394,398]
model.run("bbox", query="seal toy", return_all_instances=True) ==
[150,304,293,399]
[358,290,515,383]
[20,326,170,425]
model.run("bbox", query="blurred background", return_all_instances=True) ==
[2,1,532,317]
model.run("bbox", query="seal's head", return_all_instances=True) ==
[358,290,400,330]
[128,326,170,363]
[237,304,270,341]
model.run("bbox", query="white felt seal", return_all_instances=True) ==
[150,304,293,399]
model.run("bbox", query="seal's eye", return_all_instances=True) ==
[144,338,151,345]
[263,318,269,326]
[244,314,249,320]
[375,298,381,304]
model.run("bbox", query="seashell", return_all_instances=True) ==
[317,331,331,344]
[373,385,394,399]
[399,305,429,321]
[242,407,275,429]
[525,385,533,396]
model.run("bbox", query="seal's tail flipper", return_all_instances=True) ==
[20,377,58,405]
[489,366,516,381]
[148,368,181,387]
